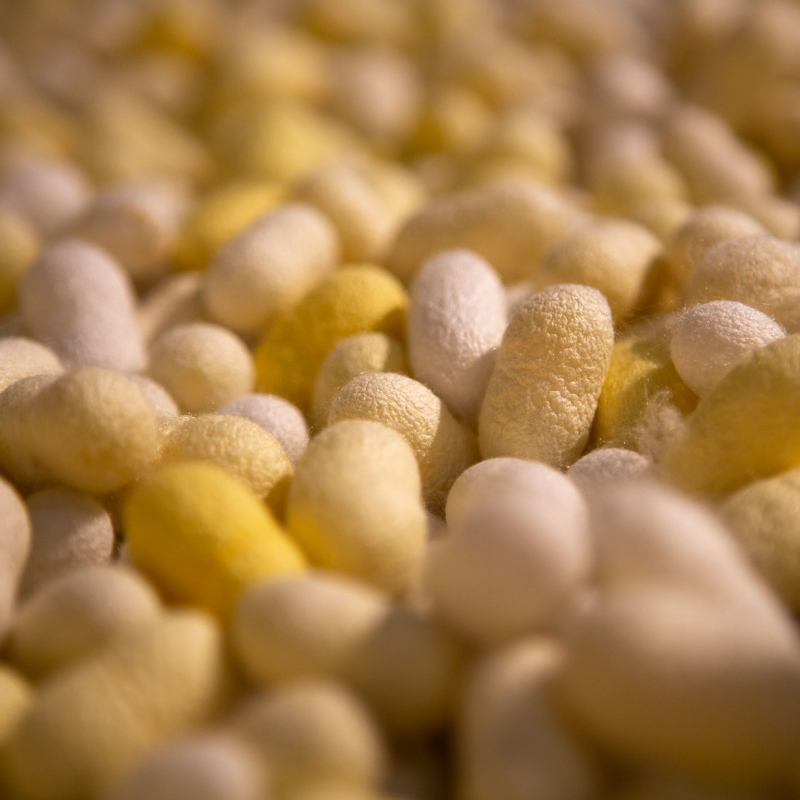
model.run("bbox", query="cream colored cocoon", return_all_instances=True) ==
[18,239,146,371]
[0,337,63,393]
[0,476,31,639]
[479,284,615,467]
[407,250,507,424]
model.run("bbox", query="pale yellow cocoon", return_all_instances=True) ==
[128,374,180,418]
[0,475,30,639]
[203,203,340,335]
[387,180,583,283]
[287,420,427,595]
[0,337,63,393]
[1,610,233,800]
[567,447,651,492]
[0,210,38,315]
[0,666,32,746]
[137,272,206,346]
[9,565,161,680]
[479,284,615,467]
[328,373,478,513]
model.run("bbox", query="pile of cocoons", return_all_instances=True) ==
[6,0,800,799]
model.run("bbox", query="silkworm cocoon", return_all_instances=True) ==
[721,469,800,611]
[537,219,661,320]
[218,393,308,466]
[328,373,478,513]
[294,165,395,263]
[0,210,38,315]
[233,682,385,797]
[232,573,389,686]
[71,182,185,282]
[287,420,427,595]
[9,565,161,680]
[459,641,600,800]
[128,374,179,418]
[311,332,406,429]
[592,338,697,450]
[0,156,91,236]
[407,250,507,424]
[386,180,583,283]
[0,337,62,393]
[29,368,160,495]
[627,197,692,243]
[0,666,32,745]
[663,335,800,494]
[670,301,785,397]
[0,476,30,639]
[159,413,293,512]
[685,236,800,332]
[479,284,615,467]
[302,0,420,48]
[174,180,284,271]
[20,489,114,599]
[255,264,407,411]
[138,272,205,346]
[1,609,233,800]
[567,447,651,492]
[344,606,464,738]
[203,203,340,335]
[735,195,800,241]
[124,462,305,618]
[148,322,255,414]
[555,589,800,787]
[661,205,767,292]
[426,478,591,645]
[111,734,267,800]
[19,239,145,371]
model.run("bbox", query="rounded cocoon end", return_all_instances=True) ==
[219,393,308,465]
[407,250,507,424]
[479,284,615,467]
[663,335,800,495]
[148,322,255,413]
[567,448,651,492]
[203,203,340,335]
[233,681,386,797]
[670,301,785,397]
[20,489,114,599]
[254,264,407,411]
[0,476,31,639]
[159,413,293,513]
[287,420,427,595]
[387,180,583,282]
[327,372,478,513]
[127,374,180,418]
[233,573,389,686]
[311,332,406,429]
[19,239,145,372]
[0,210,39,315]
[0,610,233,800]
[123,462,306,618]
[9,565,161,680]
[0,337,63,394]
[110,734,267,800]
[537,219,661,320]
[686,236,800,332]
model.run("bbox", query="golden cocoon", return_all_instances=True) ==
[567,447,651,493]
[408,250,507,424]
[0,476,30,639]
[328,373,478,513]
[159,413,293,511]
[537,219,661,320]
[20,488,114,599]
[203,203,340,335]
[311,332,406,429]
[19,239,145,372]
[8,565,161,680]
[0,666,32,746]
[459,641,600,800]
[686,236,800,332]
[233,681,385,797]
[302,0,419,48]
[124,462,305,618]
[1,610,233,800]
[387,180,583,283]
[219,393,309,466]
[479,284,615,467]
[110,734,267,800]
[148,322,255,413]
[0,337,62,393]
[0,210,38,315]
[255,264,407,411]
[232,573,389,686]
[287,420,427,595]
[555,589,800,787]
[670,301,785,397]
[137,272,206,346]
[663,335,800,495]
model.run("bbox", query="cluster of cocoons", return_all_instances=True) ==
[4,1,800,800]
